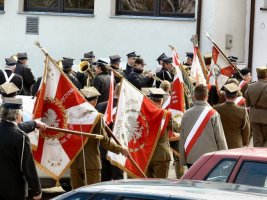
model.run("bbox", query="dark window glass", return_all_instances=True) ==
[116,0,195,18]
[24,0,94,14]
[235,161,267,187]
[160,0,195,17]
[205,159,237,183]
[0,0,4,10]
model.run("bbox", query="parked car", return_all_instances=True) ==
[181,148,267,187]
[52,179,267,200]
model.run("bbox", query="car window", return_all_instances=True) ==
[205,159,236,183]
[235,161,267,187]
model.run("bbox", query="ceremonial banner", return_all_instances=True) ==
[191,47,206,85]
[210,46,235,90]
[107,80,171,177]
[169,64,185,128]
[104,71,114,125]
[33,56,99,180]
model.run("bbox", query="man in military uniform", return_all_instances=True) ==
[245,66,267,147]
[62,57,82,90]
[123,51,139,80]
[76,51,96,87]
[155,52,167,73]
[15,52,35,95]
[128,58,154,90]
[109,54,125,83]
[0,58,23,97]
[214,83,250,149]
[0,98,42,200]
[180,84,227,168]
[71,86,129,188]
[156,56,174,88]
[92,60,111,104]
[142,88,171,178]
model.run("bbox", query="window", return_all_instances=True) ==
[235,161,267,187]
[205,159,237,183]
[116,0,195,18]
[0,0,4,10]
[24,0,94,14]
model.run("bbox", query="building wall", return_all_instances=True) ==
[252,0,267,80]
[0,0,197,77]
[200,0,247,64]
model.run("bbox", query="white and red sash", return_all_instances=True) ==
[234,96,246,106]
[184,106,216,157]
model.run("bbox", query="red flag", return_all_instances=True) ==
[104,71,114,125]
[33,56,99,180]
[172,50,181,66]
[107,80,171,177]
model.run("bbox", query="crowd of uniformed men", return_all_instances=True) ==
[0,50,267,200]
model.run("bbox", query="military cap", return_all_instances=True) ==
[2,97,23,109]
[80,86,100,100]
[256,66,267,78]
[0,82,19,95]
[156,53,167,61]
[145,88,167,99]
[162,56,173,64]
[17,52,28,60]
[203,53,212,65]
[240,68,251,76]
[141,88,151,96]
[224,82,239,93]
[95,59,108,67]
[84,51,95,59]
[62,57,74,69]
[186,52,194,60]
[5,58,17,67]
[135,58,145,65]
[228,56,238,63]
[109,55,121,63]
[126,51,139,58]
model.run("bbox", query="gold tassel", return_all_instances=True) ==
[55,180,60,187]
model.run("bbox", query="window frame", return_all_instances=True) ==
[115,0,195,18]
[0,0,4,11]
[24,0,94,14]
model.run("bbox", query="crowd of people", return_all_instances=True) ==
[0,50,266,200]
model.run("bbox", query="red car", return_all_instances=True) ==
[181,148,267,187]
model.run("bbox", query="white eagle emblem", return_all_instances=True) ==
[42,108,60,127]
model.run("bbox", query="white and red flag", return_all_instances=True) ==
[104,71,114,125]
[190,47,206,85]
[210,46,235,90]
[107,79,171,177]
[33,56,99,180]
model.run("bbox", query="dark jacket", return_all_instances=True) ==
[128,68,154,90]
[0,69,23,97]
[123,64,133,80]
[15,62,35,95]
[64,71,82,90]
[92,72,111,104]
[0,120,41,199]
[156,68,173,88]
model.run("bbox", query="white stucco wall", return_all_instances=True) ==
[252,0,267,80]
[200,0,247,63]
[0,0,197,77]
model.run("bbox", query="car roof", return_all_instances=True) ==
[205,147,267,158]
[56,179,267,200]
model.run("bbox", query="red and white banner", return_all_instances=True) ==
[104,71,114,125]
[184,107,216,157]
[210,47,235,90]
[107,79,171,177]
[239,80,248,90]
[191,47,206,85]
[33,56,99,180]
